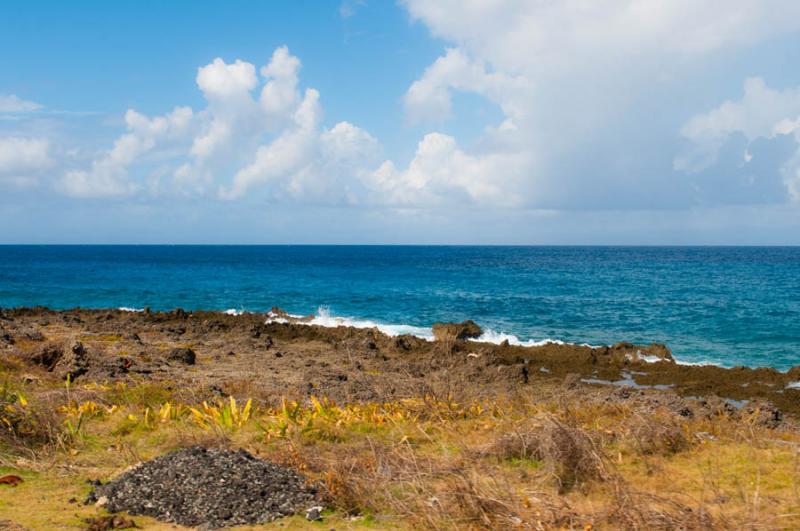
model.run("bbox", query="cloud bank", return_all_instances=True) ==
[57,47,385,204]
[2,0,800,228]
[398,0,800,209]
[677,77,800,203]
[50,44,534,207]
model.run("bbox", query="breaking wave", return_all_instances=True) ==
[117,305,727,368]
[469,329,568,347]
[265,306,581,347]
[267,306,435,340]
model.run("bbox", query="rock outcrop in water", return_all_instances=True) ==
[432,320,483,341]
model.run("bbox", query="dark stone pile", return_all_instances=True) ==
[86,446,319,528]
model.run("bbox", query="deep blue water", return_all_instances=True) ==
[0,246,798,370]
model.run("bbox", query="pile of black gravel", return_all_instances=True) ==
[86,446,319,528]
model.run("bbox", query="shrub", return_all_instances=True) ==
[624,410,692,456]
[486,415,608,492]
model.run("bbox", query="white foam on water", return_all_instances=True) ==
[266,307,436,340]
[675,358,718,367]
[264,308,610,348]
[224,308,245,316]
[266,310,303,321]
[118,307,144,312]
[260,308,711,366]
[786,381,800,390]
[638,355,664,363]
[471,329,567,347]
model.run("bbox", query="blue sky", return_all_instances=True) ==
[2,0,800,244]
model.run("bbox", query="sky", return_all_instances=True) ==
[2,0,800,244]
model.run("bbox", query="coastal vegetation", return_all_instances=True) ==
[1,309,799,529]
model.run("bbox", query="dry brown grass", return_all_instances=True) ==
[623,409,693,456]
[1,364,799,530]
[484,414,609,493]
[0,382,74,460]
[604,479,719,530]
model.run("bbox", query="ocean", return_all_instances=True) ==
[0,245,798,370]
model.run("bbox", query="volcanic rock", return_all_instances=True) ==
[167,347,196,365]
[432,320,483,341]
[58,341,90,380]
[30,341,90,380]
[86,446,318,528]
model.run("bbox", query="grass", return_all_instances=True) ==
[0,468,376,530]
[80,334,124,343]
[2,369,800,530]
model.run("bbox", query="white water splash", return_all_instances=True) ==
[264,307,586,346]
[470,329,567,347]
[674,358,718,367]
[308,307,436,340]
[266,306,435,339]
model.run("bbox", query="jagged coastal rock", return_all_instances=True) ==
[432,320,483,341]
[1,308,797,417]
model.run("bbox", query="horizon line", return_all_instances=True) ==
[1,243,799,248]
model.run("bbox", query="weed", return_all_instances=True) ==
[485,415,608,492]
[189,396,253,432]
[624,410,692,456]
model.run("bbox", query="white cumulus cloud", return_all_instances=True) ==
[676,77,800,171]
[61,106,194,198]
[365,132,529,206]
[404,48,529,125]
[676,77,800,202]
[222,89,381,202]
[402,0,800,72]
[69,47,382,203]
[0,94,42,113]
[260,46,301,122]
[391,0,800,209]
[0,136,51,186]
[53,3,800,210]
[197,58,258,101]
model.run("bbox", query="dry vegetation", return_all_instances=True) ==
[2,361,799,530]
[1,309,799,529]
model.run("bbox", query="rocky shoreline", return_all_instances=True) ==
[1,306,798,419]
[2,307,800,529]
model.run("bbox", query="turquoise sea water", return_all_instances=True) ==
[0,245,798,370]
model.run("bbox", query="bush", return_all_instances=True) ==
[487,415,608,492]
[625,411,692,456]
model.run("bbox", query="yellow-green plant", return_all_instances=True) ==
[1,384,27,432]
[59,400,110,438]
[189,396,252,432]
[157,401,190,423]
